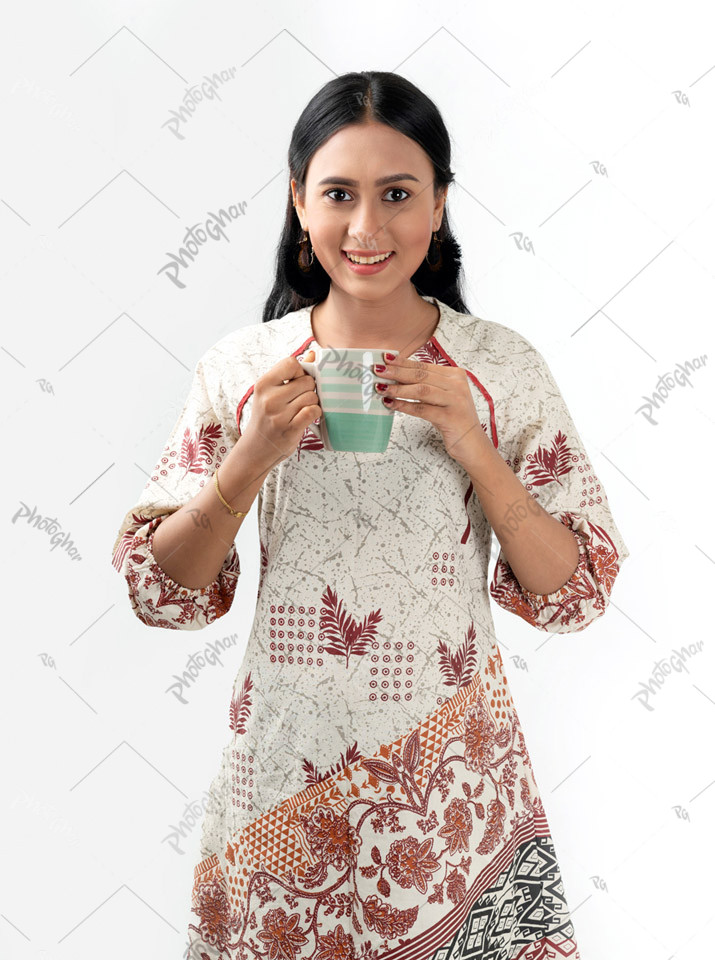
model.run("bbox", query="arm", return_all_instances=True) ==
[150,441,273,589]
[464,440,582,595]
[464,342,630,634]
[110,351,272,631]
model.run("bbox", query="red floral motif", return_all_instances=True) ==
[229,672,253,734]
[588,538,623,597]
[411,339,452,365]
[445,868,467,905]
[179,422,224,477]
[302,741,364,788]
[361,727,422,799]
[523,429,573,487]
[362,895,418,939]
[463,697,497,776]
[256,907,310,960]
[314,923,358,960]
[192,874,241,953]
[437,621,479,689]
[319,585,383,669]
[476,798,507,855]
[437,797,473,855]
[385,836,440,893]
[111,511,158,572]
[302,806,362,870]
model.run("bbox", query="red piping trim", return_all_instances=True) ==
[428,335,498,547]
[461,482,474,544]
[430,337,498,449]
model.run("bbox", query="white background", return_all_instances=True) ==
[2,1,713,958]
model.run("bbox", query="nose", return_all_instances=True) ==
[348,206,386,250]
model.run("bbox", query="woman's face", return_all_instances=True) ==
[291,121,447,297]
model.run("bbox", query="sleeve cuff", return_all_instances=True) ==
[489,510,627,633]
[517,515,590,604]
[123,515,241,629]
[144,518,240,599]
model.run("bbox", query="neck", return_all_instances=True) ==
[310,286,439,355]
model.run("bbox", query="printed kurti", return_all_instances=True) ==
[111,296,629,959]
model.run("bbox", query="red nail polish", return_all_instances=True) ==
[376,382,388,392]
[382,397,394,405]
[374,363,386,373]
[384,352,396,362]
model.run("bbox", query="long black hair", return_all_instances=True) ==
[262,71,470,323]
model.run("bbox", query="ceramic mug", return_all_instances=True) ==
[296,345,400,452]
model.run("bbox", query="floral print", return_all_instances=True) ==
[187,650,580,959]
[111,296,629,957]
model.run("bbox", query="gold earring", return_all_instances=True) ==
[424,230,442,270]
[297,229,315,271]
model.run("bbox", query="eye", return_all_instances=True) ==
[324,187,411,203]
[325,188,352,202]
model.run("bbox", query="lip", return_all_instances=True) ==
[341,249,395,275]
[342,249,394,256]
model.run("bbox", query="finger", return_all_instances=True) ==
[377,358,436,383]
[279,352,315,384]
[381,396,434,418]
[378,382,449,404]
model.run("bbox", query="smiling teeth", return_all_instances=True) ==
[345,251,393,264]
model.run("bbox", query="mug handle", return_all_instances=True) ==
[296,353,332,451]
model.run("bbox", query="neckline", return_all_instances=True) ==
[303,295,445,360]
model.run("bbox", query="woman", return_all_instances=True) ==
[111,71,629,959]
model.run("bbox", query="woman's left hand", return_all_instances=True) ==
[374,356,490,469]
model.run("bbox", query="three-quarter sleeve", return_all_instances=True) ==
[111,350,241,631]
[489,340,629,634]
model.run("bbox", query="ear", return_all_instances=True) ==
[433,185,448,231]
[291,178,305,226]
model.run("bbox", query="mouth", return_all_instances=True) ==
[341,250,395,265]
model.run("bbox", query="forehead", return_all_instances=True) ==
[304,122,432,184]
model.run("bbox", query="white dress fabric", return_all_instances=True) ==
[111,295,629,959]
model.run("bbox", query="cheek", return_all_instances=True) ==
[393,210,433,247]
[398,226,433,264]
[310,217,343,250]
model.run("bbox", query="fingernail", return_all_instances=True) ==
[374,363,386,373]
[384,352,396,362]
[382,397,394,405]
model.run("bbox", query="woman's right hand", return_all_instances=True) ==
[239,351,320,469]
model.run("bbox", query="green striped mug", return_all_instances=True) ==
[296,345,399,452]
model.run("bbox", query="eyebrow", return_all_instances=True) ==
[316,173,420,187]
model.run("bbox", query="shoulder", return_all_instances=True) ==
[452,306,544,362]
[441,306,567,441]
[190,308,310,431]
[444,302,551,380]
[202,321,268,368]
[200,308,307,375]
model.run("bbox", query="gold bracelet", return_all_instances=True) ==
[213,467,249,518]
